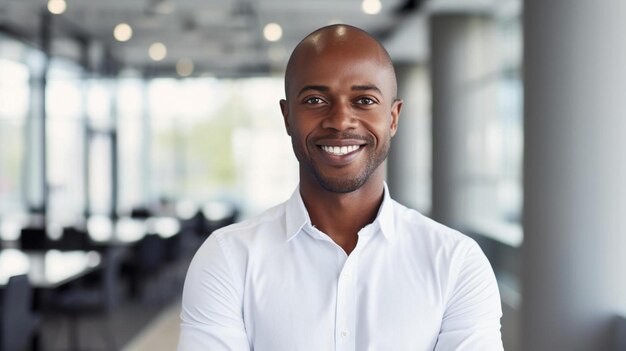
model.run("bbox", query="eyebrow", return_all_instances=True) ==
[351,84,382,95]
[296,84,382,97]
[297,85,329,98]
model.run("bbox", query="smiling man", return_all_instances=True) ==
[178,25,503,351]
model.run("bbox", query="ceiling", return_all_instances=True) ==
[0,0,518,77]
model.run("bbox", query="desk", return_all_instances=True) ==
[0,249,101,289]
[87,216,180,245]
[0,249,103,351]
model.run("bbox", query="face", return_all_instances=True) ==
[281,37,402,193]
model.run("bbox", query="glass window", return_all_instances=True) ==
[461,16,523,246]
[0,34,44,240]
[117,77,147,213]
[0,57,29,214]
[46,58,86,226]
[145,76,298,218]
[88,133,112,215]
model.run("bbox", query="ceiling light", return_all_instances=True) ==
[149,42,167,61]
[263,23,283,42]
[361,0,382,15]
[48,0,67,15]
[176,58,194,77]
[113,23,133,42]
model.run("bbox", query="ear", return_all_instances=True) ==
[389,98,403,137]
[280,99,291,136]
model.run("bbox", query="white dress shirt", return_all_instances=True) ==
[178,185,503,351]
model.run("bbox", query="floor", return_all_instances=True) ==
[123,302,181,351]
[37,253,191,351]
[39,287,183,351]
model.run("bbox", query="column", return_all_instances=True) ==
[429,14,495,228]
[387,63,431,213]
[522,1,626,350]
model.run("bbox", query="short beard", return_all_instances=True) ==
[312,167,370,193]
[306,136,390,194]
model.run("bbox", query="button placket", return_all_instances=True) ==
[335,252,358,351]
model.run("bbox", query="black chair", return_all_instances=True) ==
[201,201,239,237]
[130,207,152,219]
[57,226,89,251]
[182,210,207,238]
[132,234,167,301]
[136,234,166,275]
[19,227,49,250]
[48,247,124,350]
[617,315,626,351]
[0,274,41,351]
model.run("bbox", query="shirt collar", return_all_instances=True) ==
[284,182,396,242]
[285,186,310,242]
[377,182,396,242]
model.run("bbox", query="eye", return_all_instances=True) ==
[304,97,325,105]
[355,97,376,105]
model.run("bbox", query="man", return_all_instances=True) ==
[178,24,503,350]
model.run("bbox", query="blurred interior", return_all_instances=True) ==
[1,0,625,350]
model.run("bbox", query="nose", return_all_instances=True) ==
[321,100,358,131]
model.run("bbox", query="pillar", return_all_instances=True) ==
[429,14,495,228]
[522,1,626,350]
[387,63,431,213]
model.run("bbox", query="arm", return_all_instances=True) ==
[177,234,250,351]
[434,241,504,351]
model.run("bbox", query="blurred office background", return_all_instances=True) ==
[0,0,624,350]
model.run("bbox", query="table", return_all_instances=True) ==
[86,215,180,245]
[0,249,101,288]
[0,248,104,351]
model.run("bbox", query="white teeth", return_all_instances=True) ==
[321,145,360,156]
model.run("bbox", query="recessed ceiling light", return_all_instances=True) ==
[361,0,382,15]
[176,58,194,77]
[263,23,283,42]
[149,42,167,61]
[113,23,133,42]
[48,0,67,15]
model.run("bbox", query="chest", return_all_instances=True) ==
[241,237,445,351]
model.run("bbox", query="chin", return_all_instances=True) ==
[314,174,369,193]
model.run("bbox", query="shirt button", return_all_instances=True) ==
[341,330,349,338]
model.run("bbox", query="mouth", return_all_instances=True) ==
[313,139,368,166]
[319,144,362,156]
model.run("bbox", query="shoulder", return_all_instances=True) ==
[388,200,491,293]
[192,201,288,265]
[389,200,499,305]
[185,202,289,294]
[214,201,287,243]
[391,200,478,255]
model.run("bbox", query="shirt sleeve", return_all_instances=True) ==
[177,233,251,351]
[434,240,504,351]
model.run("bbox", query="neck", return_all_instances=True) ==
[299,169,385,255]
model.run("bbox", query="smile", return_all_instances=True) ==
[320,145,361,156]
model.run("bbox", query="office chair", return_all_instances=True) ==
[130,207,152,219]
[57,226,90,251]
[0,274,41,351]
[133,234,167,302]
[19,227,49,250]
[49,247,124,350]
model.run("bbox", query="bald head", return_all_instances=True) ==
[284,24,397,100]
[279,24,403,195]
